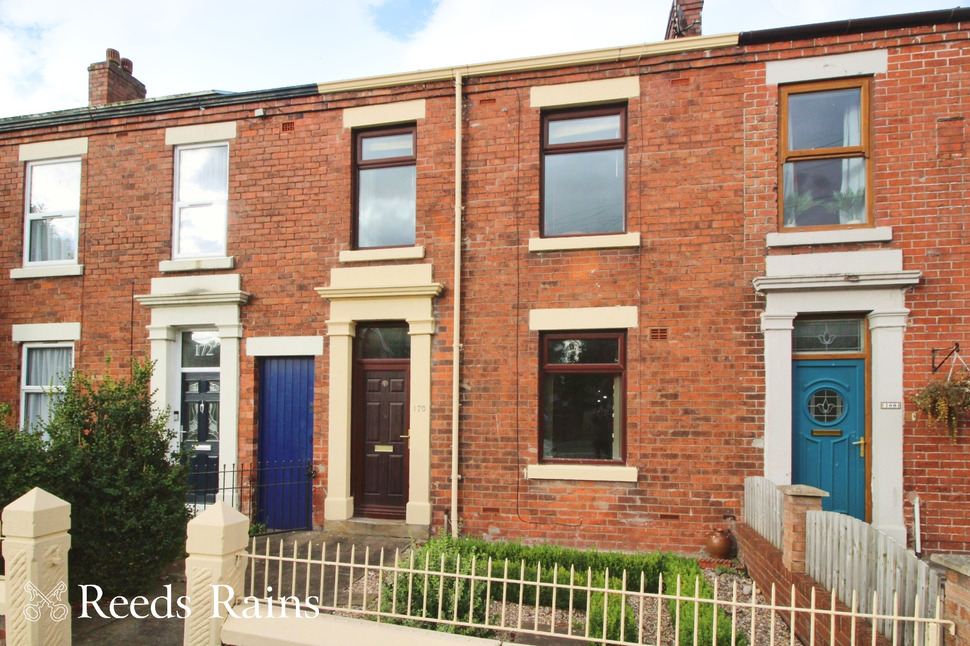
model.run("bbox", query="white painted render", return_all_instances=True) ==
[342,99,426,129]
[164,122,237,146]
[19,137,88,161]
[756,249,918,544]
[765,49,889,85]
[11,322,81,342]
[317,264,443,526]
[530,76,641,108]
[529,306,638,331]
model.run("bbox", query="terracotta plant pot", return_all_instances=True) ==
[705,528,734,559]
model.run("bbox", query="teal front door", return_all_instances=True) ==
[792,359,866,519]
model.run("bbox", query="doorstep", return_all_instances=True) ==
[325,517,430,541]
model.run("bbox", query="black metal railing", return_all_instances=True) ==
[187,460,316,532]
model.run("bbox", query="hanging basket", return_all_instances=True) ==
[912,372,970,442]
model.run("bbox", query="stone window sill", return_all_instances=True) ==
[529,232,640,253]
[159,257,235,272]
[526,464,637,483]
[10,264,84,279]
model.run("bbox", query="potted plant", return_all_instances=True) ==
[782,190,817,226]
[826,188,866,224]
[912,372,970,442]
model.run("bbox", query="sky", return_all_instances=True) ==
[0,0,963,119]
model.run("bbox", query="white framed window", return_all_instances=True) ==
[174,143,229,259]
[20,343,73,431]
[24,158,81,266]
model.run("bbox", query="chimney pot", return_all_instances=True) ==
[89,48,146,107]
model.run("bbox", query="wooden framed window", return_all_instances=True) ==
[539,331,625,463]
[354,126,416,249]
[541,106,626,237]
[779,78,872,229]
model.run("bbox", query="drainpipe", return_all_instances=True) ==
[451,70,463,538]
[914,495,922,555]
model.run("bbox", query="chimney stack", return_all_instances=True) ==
[665,0,703,39]
[88,48,146,107]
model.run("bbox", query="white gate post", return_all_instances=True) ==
[1,487,71,646]
[183,501,249,646]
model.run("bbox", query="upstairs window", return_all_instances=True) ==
[355,127,416,249]
[540,332,625,462]
[780,78,871,229]
[542,107,626,237]
[174,143,229,258]
[21,344,72,432]
[24,159,81,265]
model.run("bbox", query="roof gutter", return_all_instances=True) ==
[314,34,738,96]
[0,85,320,134]
[739,7,970,46]
[0,34,737,134]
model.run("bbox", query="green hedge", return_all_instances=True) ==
[383,535,746,645]
[0,360,191,598]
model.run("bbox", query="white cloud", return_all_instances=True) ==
[0,0,962,119]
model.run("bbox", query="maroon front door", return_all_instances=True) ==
[353,363,409,518]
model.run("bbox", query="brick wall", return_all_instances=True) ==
[737,524,892,645]
[933,555,970,646]
[0,17,968,555]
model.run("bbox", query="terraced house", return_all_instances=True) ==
[1,1,968,555]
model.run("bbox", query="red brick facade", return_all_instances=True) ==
[1,9,968,554]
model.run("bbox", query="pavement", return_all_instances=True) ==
[71,528,416,646]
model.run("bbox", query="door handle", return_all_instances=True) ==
[852,437,866,458]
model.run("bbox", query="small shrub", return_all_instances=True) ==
[382,536,492,637]
[663,556,745,646]
[587,571,639,644]
[41,359,191,598]
[0,403,53,507]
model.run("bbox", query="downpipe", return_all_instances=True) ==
[450,69,463,538]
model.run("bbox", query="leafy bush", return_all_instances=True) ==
[0,360,191,597]
[0,404,54,574]
[0,403,54,506]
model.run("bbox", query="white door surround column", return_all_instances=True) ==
[753,250,920,543]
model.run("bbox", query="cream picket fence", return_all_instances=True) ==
[234,538,952,646]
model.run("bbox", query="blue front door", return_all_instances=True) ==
[792,359,866,519]
[257,357,314,530]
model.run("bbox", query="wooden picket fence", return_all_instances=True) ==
[743,476,783,550]
[806,510,944,646]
